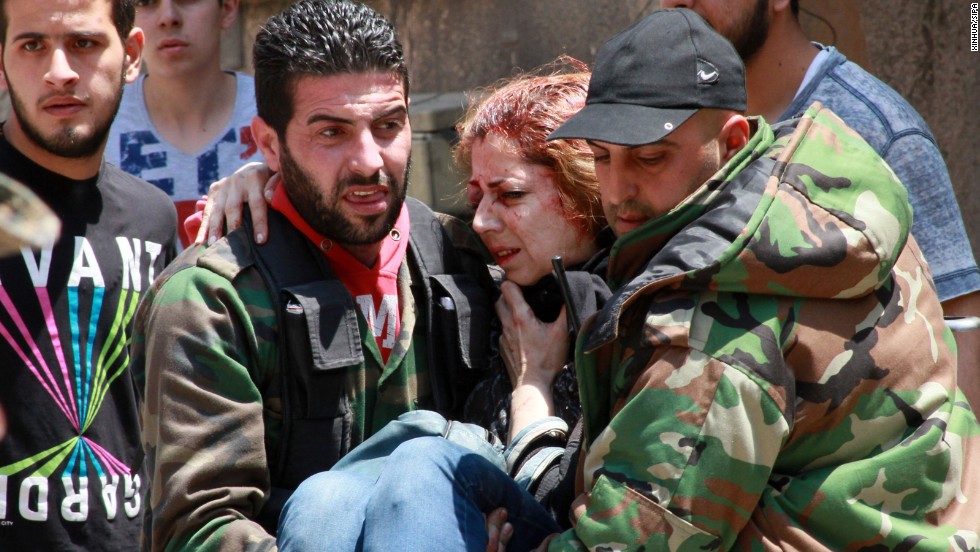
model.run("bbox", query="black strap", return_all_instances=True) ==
[405,198,491,415]
[244,210,357,533]
[407,197,463,276]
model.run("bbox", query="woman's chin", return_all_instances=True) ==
[504,270,546,287]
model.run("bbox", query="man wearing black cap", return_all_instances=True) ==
[534,7,979,551]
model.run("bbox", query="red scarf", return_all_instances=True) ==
[271,186,409,364]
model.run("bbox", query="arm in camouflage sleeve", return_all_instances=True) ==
[548,347,789,551]
[134,261,279,552]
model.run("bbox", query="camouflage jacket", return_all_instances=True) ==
[550,104,980,551]
[130,204,493,552]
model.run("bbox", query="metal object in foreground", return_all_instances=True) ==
[551,255,581,335]
[0,171,60,257]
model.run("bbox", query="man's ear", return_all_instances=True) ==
[253,116,282,172]
[720,114,751,162]
[772,0,792,15]
[220,0,241,30]
[0,46,8,92]
[123,27,144,84]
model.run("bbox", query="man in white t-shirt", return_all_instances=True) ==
[106,0,262,247]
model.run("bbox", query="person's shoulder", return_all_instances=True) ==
[406,198,494,286]
[116,73,144,104]
[234,72,257,106]
[195,227,258,282]
[810,50,934,142]
[408,198,490,262]
[110,74,149,128]
[105,77,152,164]
[99,164,178,245]
[120,73,145,101]
[435,211,483,252]
[234,71,255,87]
[101,162,172,206]
[153,228,259,294]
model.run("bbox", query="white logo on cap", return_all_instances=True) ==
[664,122,674,130]
[697,59,719,84]
[697,69,718,82]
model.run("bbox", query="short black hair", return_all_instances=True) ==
[252,0,409,137]
[0,0,137,44]
[791,0,799,16]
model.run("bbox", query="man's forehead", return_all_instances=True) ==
[4,0,115,36]
[291,72,408,117]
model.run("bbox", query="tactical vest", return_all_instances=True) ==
[247,198,492,532]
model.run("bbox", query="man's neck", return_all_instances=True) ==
[1,120,102,180]
[744,16,820,122]
[141,68,238,154]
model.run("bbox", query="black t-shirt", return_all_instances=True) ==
[0,136,177,550]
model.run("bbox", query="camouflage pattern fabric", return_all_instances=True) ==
[550,103,980,551]
[0,171,60,256]
[130,212,487,552]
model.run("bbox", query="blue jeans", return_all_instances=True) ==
[277,436,562,551]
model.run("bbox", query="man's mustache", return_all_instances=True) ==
[339,171,394,188]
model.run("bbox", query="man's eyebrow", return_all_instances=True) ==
[374,106,407,121]
[306,113,352,126]
[12,30,108,42]
[306,106,407,126]
[69,31,109,40]
[467,178,505,190]
[11,32,47,42]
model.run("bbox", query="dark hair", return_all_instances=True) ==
[791,0,799,16]
[0,0,137,43]
[253,0,409,137]
[455,57,605,238]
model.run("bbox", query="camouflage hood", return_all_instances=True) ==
[586,102,911,352]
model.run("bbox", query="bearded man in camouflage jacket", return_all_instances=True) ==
[129,1,495,550]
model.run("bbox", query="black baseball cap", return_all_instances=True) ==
[548,8,746,146]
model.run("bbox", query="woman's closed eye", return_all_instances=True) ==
[499,190,527,201]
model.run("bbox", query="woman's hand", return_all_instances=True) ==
[195,162,277,245]
[496,280,570,441]
[496,280,569,389]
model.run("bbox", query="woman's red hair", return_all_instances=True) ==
[454,57,604,237]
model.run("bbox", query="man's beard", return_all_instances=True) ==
[279,142,409,246]
[6,78,123,159]
[727,0,771,61]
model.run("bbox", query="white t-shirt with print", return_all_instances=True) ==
[106,72,263,244]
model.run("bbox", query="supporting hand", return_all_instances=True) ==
[496,281,570,390]
[195,162,276,245]
[496,280,570,441]
[485,507,513,552]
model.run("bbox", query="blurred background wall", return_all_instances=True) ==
[232,0,977,259]
[4,1,976,260]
